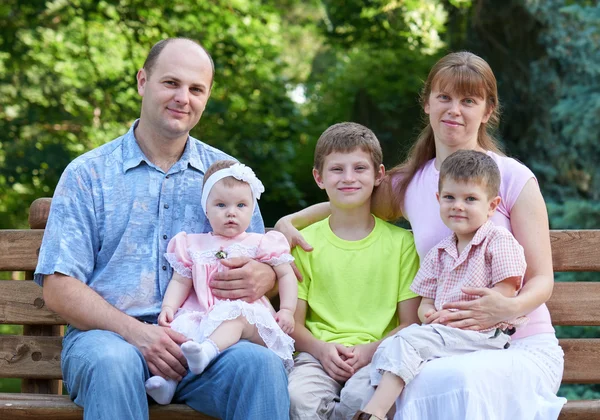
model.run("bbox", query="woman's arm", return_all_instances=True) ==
[440,178,554,329]
[505,178,554,313]
[273,202,331,251]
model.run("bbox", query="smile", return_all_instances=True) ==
[442,120,463,127]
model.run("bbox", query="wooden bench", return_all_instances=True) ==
[1,198,600,419]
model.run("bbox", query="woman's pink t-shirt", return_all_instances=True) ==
[400,151,554,340]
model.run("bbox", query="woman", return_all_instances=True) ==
[276,51,566,419]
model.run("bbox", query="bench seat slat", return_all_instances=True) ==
[558,400,600,420]
[0,280,65,325]
[0,336,62,379]
[0,393,217,420]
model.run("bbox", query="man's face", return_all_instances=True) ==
[137,40,213,141]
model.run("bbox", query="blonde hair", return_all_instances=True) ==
[203,160,246,189]
[387,51,504,218]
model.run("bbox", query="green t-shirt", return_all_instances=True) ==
[293,216,419,347]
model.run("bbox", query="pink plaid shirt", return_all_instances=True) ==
[411,221,527,329]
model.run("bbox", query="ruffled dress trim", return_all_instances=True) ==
[164,253,192,278]
[171,300,295,371]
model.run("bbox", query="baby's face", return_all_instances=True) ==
[437,178,499,242]
[205,179,254,237]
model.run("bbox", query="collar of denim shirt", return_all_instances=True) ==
[122,119,205,174]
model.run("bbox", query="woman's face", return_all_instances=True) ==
[424,87,492,150]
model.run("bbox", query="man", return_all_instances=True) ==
[35,38,289,420]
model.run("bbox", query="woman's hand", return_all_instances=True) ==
[440,287,517,330]
[274,216,313,252]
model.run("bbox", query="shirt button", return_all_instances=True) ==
[162,265,167,271]
[163,234,168,240]
[165,175,170,179]
[163,204,169,209]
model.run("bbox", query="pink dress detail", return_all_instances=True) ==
[164,230,295,369]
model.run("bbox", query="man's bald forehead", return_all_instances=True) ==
[143,38,215,85]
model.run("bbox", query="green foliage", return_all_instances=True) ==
[0,0,309,227]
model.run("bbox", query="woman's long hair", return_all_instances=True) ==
[387,51,505,219]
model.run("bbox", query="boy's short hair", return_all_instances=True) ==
[313,122,383,173]
[439,150,501,198]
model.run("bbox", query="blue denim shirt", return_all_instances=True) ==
[34,121,265,319]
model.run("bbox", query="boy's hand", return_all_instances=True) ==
[423,309,454,325]
[317,342,354,382]
[158,307,175,327]
[346,342,377,372]
[275,308,295,334]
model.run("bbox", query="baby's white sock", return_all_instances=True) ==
[181,339,220,375]
[145,376,177,405]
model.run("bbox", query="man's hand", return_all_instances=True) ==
[346,342,377,372]
[275,308,295,334]
[157,307,175,327]
[126,322,189,381]
[210,257,275,302]
[316,342,354,382]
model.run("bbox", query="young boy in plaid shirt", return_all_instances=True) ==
[354,150,529,420]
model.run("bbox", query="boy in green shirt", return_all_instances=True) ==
[287,122,421,419]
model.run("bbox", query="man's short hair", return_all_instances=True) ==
[438,150,501,198]
[143,38,215,87]
[313,122,383,173]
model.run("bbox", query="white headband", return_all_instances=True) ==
[201,163,265,215]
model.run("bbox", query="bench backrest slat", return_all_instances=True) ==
[0,281,65,325]
[0,335,62,379]
[0,230,44,271]
[550,230,600,272]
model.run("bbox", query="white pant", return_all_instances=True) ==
[371,324,510,386]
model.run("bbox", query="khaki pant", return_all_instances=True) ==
[288,352,375,420]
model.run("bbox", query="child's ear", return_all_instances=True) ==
[374,164,385,186]
[436,191,440,203]
[313,168,326,190]
[488,195,501,216]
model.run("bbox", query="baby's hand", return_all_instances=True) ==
[158,306,175,327]
[275,308,295,334]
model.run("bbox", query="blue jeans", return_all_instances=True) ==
[61,327,290,420]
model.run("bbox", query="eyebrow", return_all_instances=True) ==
[160,75,208,90]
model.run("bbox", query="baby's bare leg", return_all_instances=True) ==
[361,372,406,419]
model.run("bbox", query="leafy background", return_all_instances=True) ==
[1,0,598,397]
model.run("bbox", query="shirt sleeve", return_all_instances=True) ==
[397,237,420,302]
[292,246,310,301]
[247,202,266,234]
[496,156,536,212]
[34,164,99,286]
[164,232,193,278]
[486,230,527,289]
[410,248,438,299]
[256,231,294,266]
